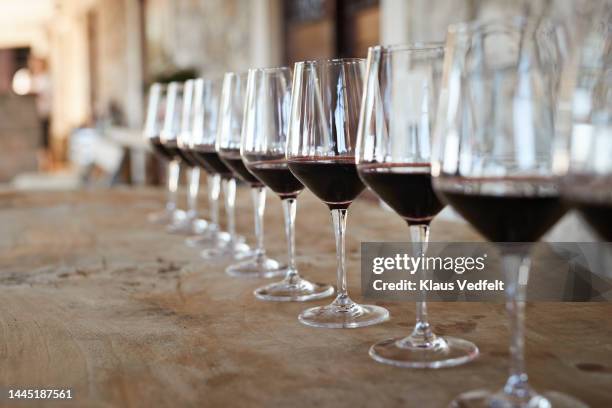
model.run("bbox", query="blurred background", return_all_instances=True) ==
[0,0,569,191]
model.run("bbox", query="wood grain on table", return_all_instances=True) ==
[0,188,610,408]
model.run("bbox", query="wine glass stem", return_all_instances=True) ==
[409,224,434,341]
[166,160,180,212]
[222,178,237,242]
[208,174,221,228]
[251,186,266,258]
[501,250,532,399]
[281,198,299,281]
[187,167,200,218]
[331,208,349,305]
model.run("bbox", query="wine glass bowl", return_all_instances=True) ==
[144,83,171,161]
[432,19,567,241]
[287,58,389,328]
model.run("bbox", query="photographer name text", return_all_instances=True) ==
[372,279,504,291]
[370,254,504,293]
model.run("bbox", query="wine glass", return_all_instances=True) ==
[217,71,285,278]
[287,58,389,328]
[357,43,479,368]
[432,19,585,407]
[158,81,191,226]
[557,4,612,241]
[169,79,209,235]
[143,83,183,224]
[199,73,252,261]
[188,77,232,249]
[242,66,334,301]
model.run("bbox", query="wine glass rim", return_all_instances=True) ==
[150,82,167,89]
[194,75,225,84]
[167,81,185,89]
[248,66,291,74]
[294,57,365,68]
[223,70,249,79]
[370,42,445,53]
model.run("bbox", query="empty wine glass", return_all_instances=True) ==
[200,73,252,261]
[357,43,479,368]
[287,58,389,328]
[217,71,285,278]
[432,19,585,407]
[169,79,209,234]
[143,83,184,224]
[242,66,334,300]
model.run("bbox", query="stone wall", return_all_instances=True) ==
[145,0,253,81]
[87,0,253,130]
[94,0,129,123]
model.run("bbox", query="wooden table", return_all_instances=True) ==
[1,188,610,407]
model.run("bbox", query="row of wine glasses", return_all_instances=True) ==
[141,10,609,407]
[145,79,251,261]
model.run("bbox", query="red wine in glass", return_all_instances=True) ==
[287,156,365,209]
[574,201,612,241]
[219,149,264,187]
[437,178,567,242]
[244,156,304,199]
[176,146,198,167]
[358,163,445,225]
[564,178,612,241]
[185,147,214,173]
[150,136,179,161]
[155,139,195,167]
[191,146,233,179]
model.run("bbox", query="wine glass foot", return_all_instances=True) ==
[254,277,334,302]
[167,216,206,235]
[200,240,252,261]
[185,231,231,248]
[449,389,588,408]
[147,208,184,224]
[191,218,210,234]
[298,299,389,328]
[225,256,287,279]
[369,335,478,369]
